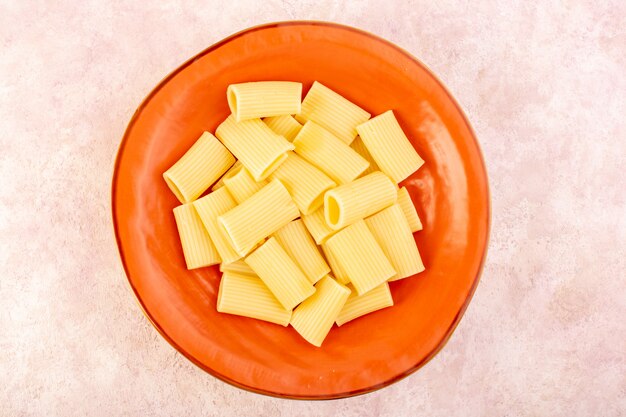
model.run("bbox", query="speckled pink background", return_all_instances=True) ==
[1,1,625,416]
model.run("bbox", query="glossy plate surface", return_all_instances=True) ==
[112,21,490,399]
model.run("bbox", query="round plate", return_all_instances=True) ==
[112,21,490,399]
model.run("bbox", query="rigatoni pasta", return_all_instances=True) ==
[217,272,292,326]
[164,132,236,203]
[219,260,256,276]
[320,243,350,285]
[211,161,242,191]
[350,135,379,176]
[364,204,425,280]
[295,81,370,144]
[290,276,350,347]
[274,220,329,284]
[216,115,294,181]
[356,110,424,183]
[269,152,336,214]
[336,283,393,326]
[263,115,302,141]
[397,186,423,232]
[218,179,299,256]
[324,171,397,230]
[173,203,220,269]
[245,237,315,310]
[301,207,338,245]
[227,81,302,122]
[223,167,267,203]
[293,121,369,185]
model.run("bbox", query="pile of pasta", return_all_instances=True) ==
[164,81,425,347]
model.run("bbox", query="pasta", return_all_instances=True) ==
[356,110,424,183]
[164,132,236,203]
[324,171,397,230]
[172,203,220,269]
[301,207,338,245]
[293,121,369,185]
[244,237,316,310]
[211,161,242,191]
[215,115,294,181]
[320,243,350,285]
[365,204,425,281]
[397,186,423,232]
[274,219,330,284]
[217,272,292,326]
[263,115,302,141]
[193,187,241,264]
[336,283,393,326]
[218,179,299,256]
[350,135,379,176]
[295,81,370,144]
[324,220,396,295]
[219,260,256,276]
[223,166,268,203]
[269,152,336,214]
[290,276,350,347]
[227,81,302,122]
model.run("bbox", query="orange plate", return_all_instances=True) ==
[112,22,490,399]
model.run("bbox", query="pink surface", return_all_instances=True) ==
[1,1,624,416]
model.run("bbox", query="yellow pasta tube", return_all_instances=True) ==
[263,115,302,141]
[324,171,397,230]
[193,187,242,264]
[244,237,315,310]
[219,260,256,276]
[274,220,330,284]
[269,152,336,214]
[215,115,294,181]
[290,275,350,347]
[301,207,338,245]
[293,121,369,185]
[350,135,379,176]
[325,220,396,295]
[173,203,220,269]
[163,132,236,203]
[227,81,302,122]
[217,272,292,326]
[223,167,268,203]
[218,179,299,256]
[356,110,425,183]
[336,283,393,326]
[365,204,425,280]
[211,161,242,191]
[295,81,370,144]
[320,243,350,285]
[397,187,423,232]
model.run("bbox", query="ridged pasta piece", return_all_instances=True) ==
[223,167,268,203]
[215,115,294,181]
[293,121,369,185]
[211,161,242,191]
[274,220,330,284]
[290,275,350,347]
[263,115,302,141]
[217,272,292,326]
[324,171,397,230]
[350,135,379,176]
[163,132,235,203]
[269,152,336,214]
[397,187,423,232]
[301,207,338,245]
[244,237,315,310]
[336,283,393,326]
[295,81,370,144]
[218,179,299,256]
[356,110,424,183]
[193,187,241,264]
[320,243,350,285]
[227,81,302,122]
[365,204,425,281]
[173,203,220,269]
[219,260,256,276]
[325,220,396,295]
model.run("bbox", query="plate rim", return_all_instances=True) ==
[111,20,491,400]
